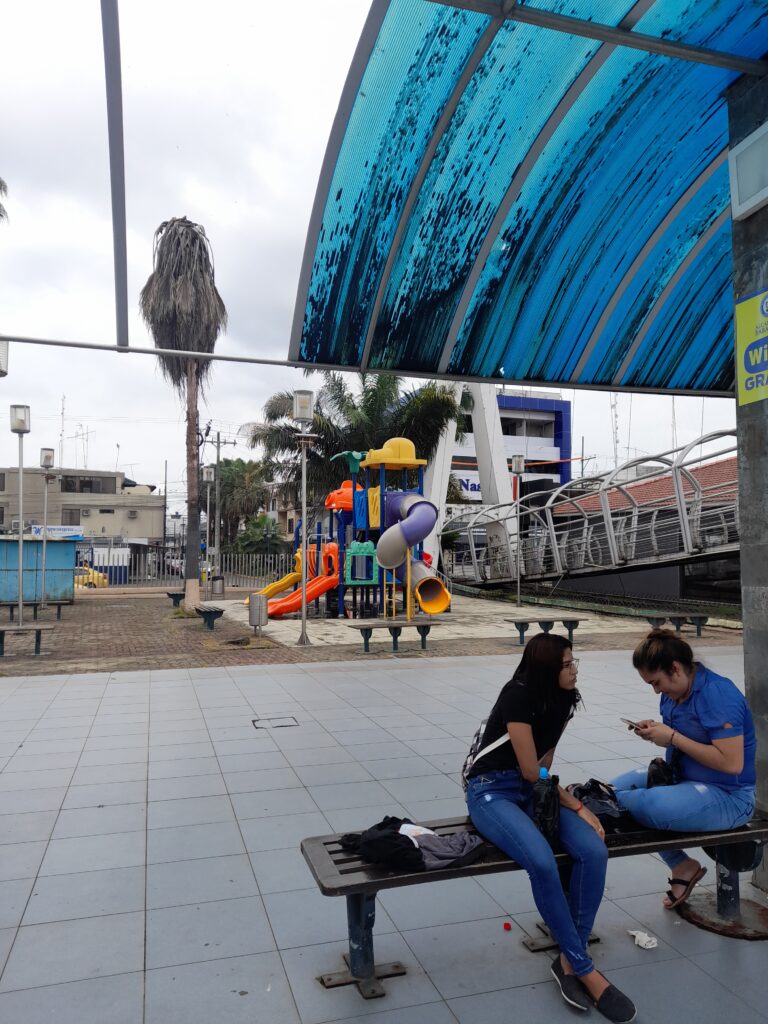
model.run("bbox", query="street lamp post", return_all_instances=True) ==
[10,406,31,625]
[40,448,55,609]
[203,466,215,600]
[510,455,525,608]
[293,390,315,647]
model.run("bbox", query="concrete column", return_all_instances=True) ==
[469,383,514,581]
[422,383,462,565]
[727,74,768,891]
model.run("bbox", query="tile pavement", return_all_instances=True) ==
[0,645,765,1024]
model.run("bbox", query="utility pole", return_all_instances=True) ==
[162,460,167,553]
[215,432,221,578]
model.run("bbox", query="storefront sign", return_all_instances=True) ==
[736,288,768,406]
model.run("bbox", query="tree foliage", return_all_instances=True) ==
[140,217,226,606]
[244,372,469,503]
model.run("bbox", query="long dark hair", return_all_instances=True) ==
[632,628,695,674]
[511,632,580,717]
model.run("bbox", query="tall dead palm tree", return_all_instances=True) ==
[0,178,8,222]
[140,217,227,608]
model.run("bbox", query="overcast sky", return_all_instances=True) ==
[0,0,737,513]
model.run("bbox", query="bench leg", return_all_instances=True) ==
[360,628,372,654]
[318,893,406,999]
[676,854,768,938]
[34,629,42,656]
[561,620,579,645]
[538,620,554,634]
[388,627,402,652]
[57,604,62,621]
[9,606,14,622]
[416,625,430,650]
[0,632,4,657]
[515,623,528,645]
[669,616,687,632]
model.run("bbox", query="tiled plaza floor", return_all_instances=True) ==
[0,646,764,1024]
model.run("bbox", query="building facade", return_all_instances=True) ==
[0,467,165,543]
[451,389,572,502]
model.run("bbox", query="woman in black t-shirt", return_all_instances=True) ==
[466,634,636,1024]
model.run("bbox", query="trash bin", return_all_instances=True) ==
[249,593,268,635]
[211,575,225,597]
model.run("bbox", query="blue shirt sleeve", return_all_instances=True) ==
[694,676,746,741]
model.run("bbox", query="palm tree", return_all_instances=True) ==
[0,178,8,222]
[244,371,468,503]
[215,458,268,547]
[140,217,227,608]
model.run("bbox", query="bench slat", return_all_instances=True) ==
[302,815,768,897]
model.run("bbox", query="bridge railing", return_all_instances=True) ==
[441,429,738,585]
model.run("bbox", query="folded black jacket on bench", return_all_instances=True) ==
[340,815,486,872]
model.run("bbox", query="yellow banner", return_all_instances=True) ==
[736,288,768,406]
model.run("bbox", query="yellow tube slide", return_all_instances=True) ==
[244,553,302,604]
[414,576,451,615]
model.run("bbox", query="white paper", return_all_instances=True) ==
[627,929,658,949]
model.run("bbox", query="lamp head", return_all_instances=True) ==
[40,448,55,469]
[10,405,30,435]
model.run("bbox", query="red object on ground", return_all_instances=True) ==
[503,922,512,931]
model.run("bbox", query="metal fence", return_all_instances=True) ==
[75,543,294,592]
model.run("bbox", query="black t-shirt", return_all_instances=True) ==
[467,678,574,778]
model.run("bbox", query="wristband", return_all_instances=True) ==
[670,731,677,748]
[573,801,584,813]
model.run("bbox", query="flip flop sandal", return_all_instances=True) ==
[665,866,707,909]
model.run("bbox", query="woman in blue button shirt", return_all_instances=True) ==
[612,629,756,909]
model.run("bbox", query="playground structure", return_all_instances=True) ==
[253,438,451,621]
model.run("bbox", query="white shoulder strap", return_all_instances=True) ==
[474,731,511,764]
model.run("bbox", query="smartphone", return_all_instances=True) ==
[620,717,641,731]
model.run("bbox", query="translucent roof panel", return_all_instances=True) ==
[290,0,768,395]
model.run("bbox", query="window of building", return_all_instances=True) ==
[0,507,4,524]
[501,418,522,436]
[0,473,5,490]
[287,517,295,533]
[61,475,117,494]
[99,508,115,514]
[62,508,81,526]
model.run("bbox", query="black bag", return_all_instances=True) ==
[647,756,676,788]
[567,778,639,835]
[532,773,560,845]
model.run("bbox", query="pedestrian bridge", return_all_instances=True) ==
[441,430,738,586]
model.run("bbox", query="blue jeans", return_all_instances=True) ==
[611,767,755,870]
[466,769,607,977]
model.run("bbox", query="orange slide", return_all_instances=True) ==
[267,574,338,618]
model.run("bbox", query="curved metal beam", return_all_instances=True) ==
[437,0,656,375]
[432,0,768,75]
[571,148,728,381]
[358,15,504,371]
[288,0,390,362]
[612,209,730,385]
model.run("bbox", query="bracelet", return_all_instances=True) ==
[669,731,677,748]
[573,801,584,812]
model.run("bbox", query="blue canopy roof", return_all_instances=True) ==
[289,0,768,395]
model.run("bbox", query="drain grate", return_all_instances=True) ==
[252,716,299,729]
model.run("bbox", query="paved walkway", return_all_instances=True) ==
[0,646,764,1024]
[0,591,741,676]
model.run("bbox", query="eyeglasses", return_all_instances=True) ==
[562,659,579,671]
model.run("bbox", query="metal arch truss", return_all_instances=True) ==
[440,429,738,586]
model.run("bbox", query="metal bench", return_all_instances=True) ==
[642,613,710,637]
[506,617,583,645]
[301,813,768,999]
[195,605,224,630]
[0,623,56,657]
[345,619,439,653]
[167,591,186,608]
[4,602,65,621]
